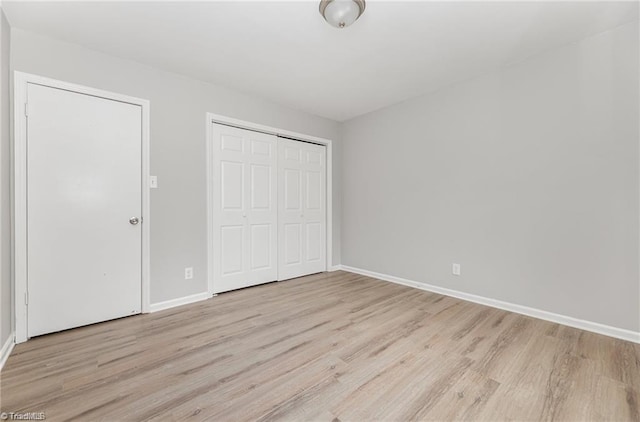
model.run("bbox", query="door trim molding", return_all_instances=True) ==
[13,72,151,343]
[206,113,333,296]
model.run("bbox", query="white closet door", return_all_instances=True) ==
[278,138,326,280]
[27,83,142,337]
[211,124,278,293]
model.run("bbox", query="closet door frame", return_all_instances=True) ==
[206,113,333,296]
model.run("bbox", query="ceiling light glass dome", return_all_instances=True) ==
[319,0,366,29]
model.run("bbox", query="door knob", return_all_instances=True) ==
[129,217,140,225]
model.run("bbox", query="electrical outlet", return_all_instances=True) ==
[185,267,194,280]
[452,263,461,276]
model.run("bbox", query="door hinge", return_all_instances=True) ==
[24,292,28,305]
[24,103,29,117]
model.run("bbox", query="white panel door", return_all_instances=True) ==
[211,124,278,293]
[27,83,142,337]
[278,138,326,280]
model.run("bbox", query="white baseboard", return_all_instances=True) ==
[150,292,211,313]
[328,265,342,272]
[0,332,15,371]
[341,265,640,344]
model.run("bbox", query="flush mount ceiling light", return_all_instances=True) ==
[319,0,366,29]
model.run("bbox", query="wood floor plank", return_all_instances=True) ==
[1,270,638,421]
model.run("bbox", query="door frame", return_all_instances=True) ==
[13,72,151,343]
[206,113,333,296]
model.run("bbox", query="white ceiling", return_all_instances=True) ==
[3,1,638,121]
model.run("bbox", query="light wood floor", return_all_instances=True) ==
[1,271,639,421]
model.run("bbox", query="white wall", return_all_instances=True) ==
[0,9,11,349]
[341,21,639,332]
[10,29,342,305]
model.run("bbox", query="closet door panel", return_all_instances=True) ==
[221,226,244,275]
[278,138,326,280]
[306,222,322,262]
[221,161,244,210]
[284,223,302,265]
[250,224,272,270]
[212,124,277,293]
